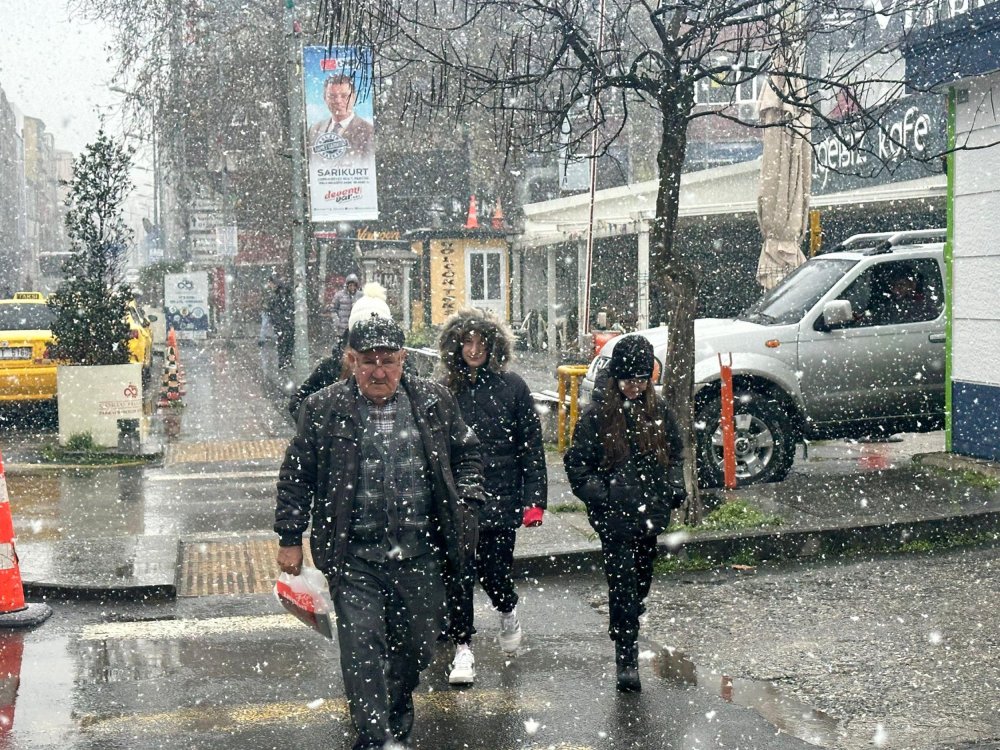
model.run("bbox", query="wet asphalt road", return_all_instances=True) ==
[6,571,820,750]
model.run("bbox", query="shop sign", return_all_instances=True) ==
[812,93,946,194]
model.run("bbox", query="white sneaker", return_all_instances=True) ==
[498,608,523,654]
[448,645,475,685]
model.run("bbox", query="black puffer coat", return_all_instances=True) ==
[439,310,547,529]
[274,375,484,592]
[564,399,685,539]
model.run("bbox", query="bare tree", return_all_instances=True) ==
[73,0,295,247]
[317,0,976,514]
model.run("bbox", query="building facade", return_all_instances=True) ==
[907,5,1000,462]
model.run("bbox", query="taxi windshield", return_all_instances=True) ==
[0,304,55,331]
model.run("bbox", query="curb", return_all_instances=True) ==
[5,459,160,474]
[515,507,1000,577]
[22,581,177,602]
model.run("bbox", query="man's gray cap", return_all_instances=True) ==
[349,315,405,352]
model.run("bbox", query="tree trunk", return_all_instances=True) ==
[650,101,703,524]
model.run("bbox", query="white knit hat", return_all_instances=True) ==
[348,282,392,330]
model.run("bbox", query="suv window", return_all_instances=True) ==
[0,304,55,331]
[836,258,943,328]
[741,257,857,325]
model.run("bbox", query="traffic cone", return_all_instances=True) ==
[464,195,479,229]
[157,345,185,408]
[167,328,186,386]
[491,198,505,230]
[0,449,52,629]
[167,342,186,396]
[0,633,25,732]
[156,360,173,409]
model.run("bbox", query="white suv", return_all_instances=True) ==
[582,229,947,487]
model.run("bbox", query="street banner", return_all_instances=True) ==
[164,272,211,340]
[303,45,379,222]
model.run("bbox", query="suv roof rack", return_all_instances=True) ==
[827,228,946,255]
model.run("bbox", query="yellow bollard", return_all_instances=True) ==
[556,364,590,451]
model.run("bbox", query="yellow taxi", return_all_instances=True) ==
[0,292,58,402]
[0,292,157,402]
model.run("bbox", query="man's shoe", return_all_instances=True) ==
[615,641,641,693]
[498,608,523,654]
[448,645,475,685]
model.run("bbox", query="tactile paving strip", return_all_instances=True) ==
[164,439,288,465]
[177,538,313,597]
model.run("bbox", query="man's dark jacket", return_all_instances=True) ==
[275,375,484,592]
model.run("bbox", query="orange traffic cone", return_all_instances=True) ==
[491,198,505,230]
[157,345,185,408]
[167,328,186,385]
[0,450,52,629]
[0,633,25,732]
[464,195,479,229]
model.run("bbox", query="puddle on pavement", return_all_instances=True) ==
[649,645,840,747]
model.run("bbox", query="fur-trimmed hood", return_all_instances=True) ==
[438,309,513,385]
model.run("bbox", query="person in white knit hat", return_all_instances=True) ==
[288,282,394,420]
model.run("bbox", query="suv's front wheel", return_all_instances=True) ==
[696,391,796,487]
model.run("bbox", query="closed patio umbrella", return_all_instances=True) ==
[756,69,811,291]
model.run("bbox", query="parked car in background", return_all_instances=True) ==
[0,292,159,403]
[582,229,947,488]
[0,292,58,403]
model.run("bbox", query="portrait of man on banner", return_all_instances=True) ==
[308,73,375,165]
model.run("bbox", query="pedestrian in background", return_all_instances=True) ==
[275,309,483,750]
[563,334,686,693]
[330,273,362,339]
[266,273,295,370]
[438,309,547,686]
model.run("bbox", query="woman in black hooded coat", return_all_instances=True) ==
[438,309,547,686]
[564,334,686,692]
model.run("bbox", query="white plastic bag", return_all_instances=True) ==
[273,566,336,639]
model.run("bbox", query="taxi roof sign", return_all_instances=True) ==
[12,292,45,300]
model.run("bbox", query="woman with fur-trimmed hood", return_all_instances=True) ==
[438,308,547,686]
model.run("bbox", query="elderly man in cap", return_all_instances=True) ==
[275,309,483,750]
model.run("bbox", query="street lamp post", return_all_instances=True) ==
[284,0,310,381]
[110,85,167,262]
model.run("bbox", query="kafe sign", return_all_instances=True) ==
[812,94,946,194]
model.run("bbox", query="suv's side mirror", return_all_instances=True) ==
[147,314,158,323]
[817,300,853,331]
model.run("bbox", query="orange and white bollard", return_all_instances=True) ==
[0,449,52,629]
[718,353,737,489]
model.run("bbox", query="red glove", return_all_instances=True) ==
[523,506,544,527]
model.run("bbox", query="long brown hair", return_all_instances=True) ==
[598,379,670,470]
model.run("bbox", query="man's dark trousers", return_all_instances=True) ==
[333,553,447,750]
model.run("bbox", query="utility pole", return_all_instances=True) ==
[283,0,310,381]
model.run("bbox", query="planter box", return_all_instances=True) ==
[57,363,143,448]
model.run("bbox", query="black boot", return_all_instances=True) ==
[615,641,641,693]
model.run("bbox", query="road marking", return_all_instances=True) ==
[146,470,277,482]
[80,614,301,640]
[79,692,559,736]
[79,698,349,734]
